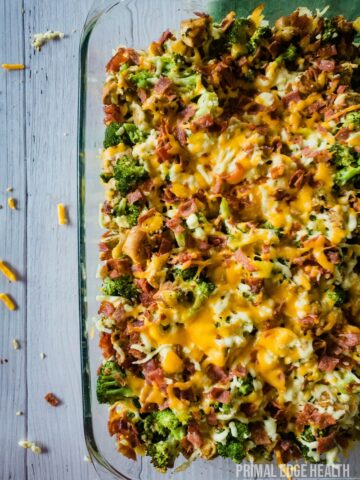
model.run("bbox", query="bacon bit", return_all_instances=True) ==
[207,364,228,383]
[156,144,172,162]
[234,248,257,272]
[138,208,156,224]
[209,387,230,403]
[318,355,339,372]
[0,293,16,311]
[337,85,347,94]
[108,416,140,448]
[166,216,185,234]
[44,392,60,407]
[154,77,173,95]
[99,332,116,359]
[212,176,223,194]
[276,439,301,463]
[317,44,337,58]
[250,423,271,446]
[0,261,17,282]
[316,59,335,72]
[270,165,285,179]
[143,359,167,391]
[208,235,226,247]
[324,247,340,264]
[106,48,139,72]
[230,364,247,378]
[127,189,143,204]
[299,314,318,330]
[191,113,215,130]
[180,105,196,122]
[296,403,336,430]
[337,333,360,350]
[186,423,203,448]
[104,104,122,123]
[317,432,336,454]
[282,90,301,106]
[2,63,25,70]
[289,169,306,189]
[174,125,187,146]
[194,11,209,18]
[246,277,264,294]
[220,11,236,31]
[106,258,131,279]
[8,197,17,210]
[307,100,325,114]
[113,304,126,324]
[158,29,175,45]
[98,301,115,318]
[159,236,172,254]
[57,203,68,225]
[178,199,197,218]
[138,88,148,103]
[335,127,351,142]
[206,407,218,426]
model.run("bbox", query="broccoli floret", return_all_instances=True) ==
[191,280,216,312]
[329,143,360,186]
[147,441,178,471]
[103,122,146,149]
[100,172,113,183]
[96,361,134,404]
[128,69,155,89]
[276,44,297,64]
[216,421,250,463]
[238,373,254,396]
[228,18,250,45]
[114,198,141,227]
[104,122,122,148]
[322,18,338,43]
[301,426,316,442]
[173,265,198,281]
[195,91,219,118]
[247,26,272,52]
[142,409,186,471]
[327,286,348,307]
[343,111,360,128]
[113,156,149,195]
[102,275,139,301]
[214,402,231,414]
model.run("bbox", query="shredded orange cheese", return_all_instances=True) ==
[57,203,68,225]
[0,261,17,282]
[8,198,16,210]
[1,63,25,70]
[0,293,16,311]
[327,104,360,121]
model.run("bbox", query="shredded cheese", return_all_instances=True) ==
[1,63,25,70]
[0,293,16,311]
[7,198,16,210]
[0,260,17,282]
[57,203,68,225]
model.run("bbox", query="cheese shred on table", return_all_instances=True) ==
[96,6,360,471]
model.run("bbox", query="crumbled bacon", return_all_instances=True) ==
[166,216,185,234]
[208,388,230,403]
[191,113,215,130]
[158,29,175,46]
[103,104,122,123]
[44,392,60,407]
[318,355,339,372]
[106,48,139,72]
[99,332,116,359]
[276,439,301,463]
[113,304,126,325]
[250,423,271,446]
[296,404,336,430]
[282,90,301,106]
[143,359,167,391]
[289,169,306,189]
[127,189,143,204]
[207,364,228,383]
[98,301,115,318]
[154,77,173,95]
[337,333,360,350]
[316,59,335,72]
[186,423,203,448]
[317,432,336,454]
[178,199,198,218]
[234,248,257,272]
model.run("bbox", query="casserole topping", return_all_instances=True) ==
[97,6,360,470]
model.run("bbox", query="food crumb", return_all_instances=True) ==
[6,186,13,192]
[12,339,20,350]
[84,455,91,462]
[2,63,25,70]
[7,197,17,210]
[40,352,46,359]
[16,411,23,416]
[0,260,17,282]
[32,31,65,51]
[57,203,68,225]
[0,293,16,311]
[44,392,60,407]
[18,440,42,454]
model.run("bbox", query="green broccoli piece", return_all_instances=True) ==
[114,198,141,227]
[329,143,360,186]
[276,44,297,64]
[228,18,250,45]
[238,373,254,396]
[147,441,178,471]
[104,122,122,148]
[191,280,216,312]
[195,91,219,118]
[173,265,198,281]
[96,361,134,404]
[343,111,360,129]
[102,275,139,301]
[322,18,338,43]
[103,122,146,149]
[113,156,149,195]
[100,172,113,183]
[216,421,250,463]
[142,409,186,471]
[128,69,155,89]
[301,426,316,442]
[247,26,272,52]
[327,286,348,307]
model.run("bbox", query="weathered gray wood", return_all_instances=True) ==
[0,1,27,480]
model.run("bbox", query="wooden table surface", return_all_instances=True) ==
[0,1,97,478]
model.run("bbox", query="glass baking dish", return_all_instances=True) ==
[77,1,360,478]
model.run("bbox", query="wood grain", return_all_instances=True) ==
[0,1,27,479]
